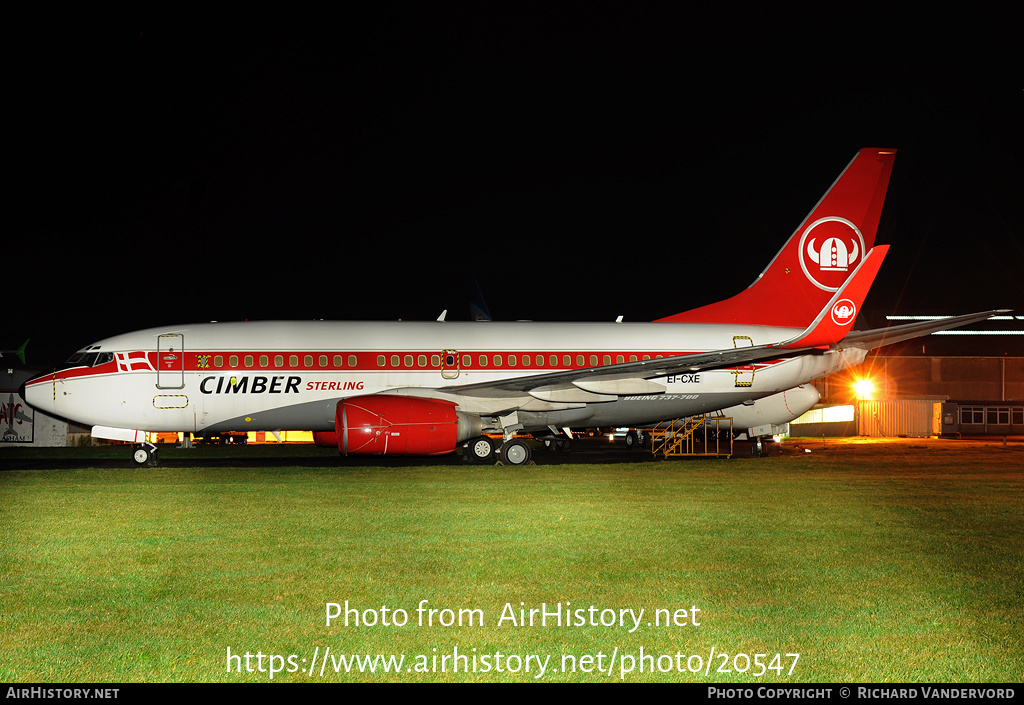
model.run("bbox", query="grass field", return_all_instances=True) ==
[1,439,1021,683]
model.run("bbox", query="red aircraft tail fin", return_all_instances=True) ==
[780,245,889,349]
[657,148,896,327]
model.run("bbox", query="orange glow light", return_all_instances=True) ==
[853,378,875,400]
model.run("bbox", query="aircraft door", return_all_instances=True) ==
[157,334,185,389]
[441,350,459,379]
[731,335,755,388]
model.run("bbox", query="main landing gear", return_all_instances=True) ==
[461,436,533,466]
[498,439,531,466]
[750,436,770,457]
[463,436,496,464]
[131,442,160,466]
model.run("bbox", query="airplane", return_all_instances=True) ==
[1,339,29,366]
[21,148,1007,466]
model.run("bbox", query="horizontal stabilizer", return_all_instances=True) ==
[841,309,1012,350]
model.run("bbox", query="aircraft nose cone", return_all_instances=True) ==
[20,371,50,412]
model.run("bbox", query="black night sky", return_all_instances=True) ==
[8,8,1023,365]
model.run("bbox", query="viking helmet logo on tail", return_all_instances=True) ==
[830,298,857,326]
[808,235,859,271]
[798,217,867,292]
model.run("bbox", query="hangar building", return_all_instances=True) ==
[790,312,1023,438]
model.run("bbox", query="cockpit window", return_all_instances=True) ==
[64,351,115,367]
[66,352,94,366]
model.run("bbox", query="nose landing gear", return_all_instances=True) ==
[131,442,160,466]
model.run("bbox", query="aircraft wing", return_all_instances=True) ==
[436,247,892,401]
[444,341,815,397]
[839,309,1011,350]
[433,253,1008,402]
[443,246,890,399]
[443,307,1010,400]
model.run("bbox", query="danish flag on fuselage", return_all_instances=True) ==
[21,148,1008,466]
[115,351,156,372]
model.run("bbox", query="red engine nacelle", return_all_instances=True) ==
[333,395,478,456]
[312,431,340,448]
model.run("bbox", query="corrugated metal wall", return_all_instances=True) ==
[858,400,939,437]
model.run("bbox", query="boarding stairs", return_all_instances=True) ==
[650,415,734,458]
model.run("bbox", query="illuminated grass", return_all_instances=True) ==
[1,441,1021,682]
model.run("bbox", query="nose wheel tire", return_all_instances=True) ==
[131,444,158,466]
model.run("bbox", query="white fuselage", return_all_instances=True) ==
[24,319,863,438]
